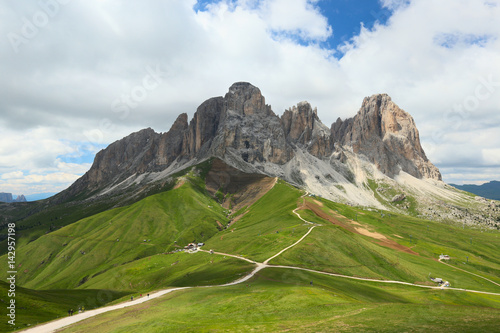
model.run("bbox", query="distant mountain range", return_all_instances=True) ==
[0,192,54,202]
[0,192,26,203]
[450,181,500,201]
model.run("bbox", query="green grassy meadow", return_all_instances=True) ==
[203,181,310,262]
[55,268,500,333]
[1,179,230,290]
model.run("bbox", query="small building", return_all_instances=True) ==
[184,243,198,251]
[439,254,450,260]
[197,242,205,247]
[431,277,443,284]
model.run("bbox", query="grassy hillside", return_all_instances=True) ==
[0,176,231,289]
[204,181,309,262]
[81,251,254,291]
[0,159,215,255]
[273,196,500,292]
[0,177,173,255]
[55,268,500,333]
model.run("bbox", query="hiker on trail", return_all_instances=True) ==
[82,306,85,312]
[147,293,150,298]
[310,281,313,286]
[70,309,74,316]
[68,309,71,316]
[131,296,134,301]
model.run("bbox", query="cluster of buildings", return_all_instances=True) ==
[184,242,204,252]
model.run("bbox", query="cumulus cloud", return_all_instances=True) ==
[0,0,499,195]
[1,171,24,180]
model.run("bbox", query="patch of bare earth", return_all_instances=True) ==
[354,227,386,240]
[313,199,324,207]
[173,179,185,189]
[304,200,417,255]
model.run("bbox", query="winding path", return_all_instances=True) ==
[438,258,500,288]
[19,191,500,332]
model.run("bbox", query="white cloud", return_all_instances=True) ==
[482,149,500,166]
[0,127,93,194]
[380,0,411,11]
[259,0,332,41]
[1,171,24,180]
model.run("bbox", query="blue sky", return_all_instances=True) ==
[194,0,392,52]
[318,0,392,49]
[0,0,499,196]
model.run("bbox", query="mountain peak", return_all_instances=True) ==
[335,93,441,180]
[227,81,258,93]
[225,81,270,116]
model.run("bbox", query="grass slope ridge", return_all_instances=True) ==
[273,196,500,292]
[204,180,309,262]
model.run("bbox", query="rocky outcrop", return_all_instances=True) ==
[63,128,161,198]
[183,97,224,157]
[15,195,26,202]
[0,193,13,203]
[332,94,442,180]
[281,101,332,157]
[210,82,291,164]
[156,113,189,166]
[391,194,406,202]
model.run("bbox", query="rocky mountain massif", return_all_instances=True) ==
[0,192,26,203]
[63,82,498,229]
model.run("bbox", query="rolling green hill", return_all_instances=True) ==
[451,181,500,201]
[1,174,231,290]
